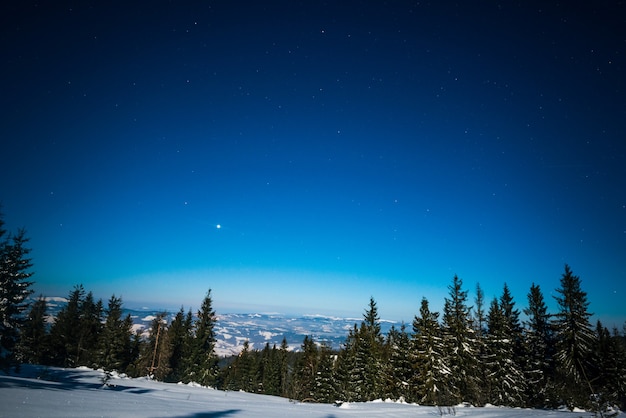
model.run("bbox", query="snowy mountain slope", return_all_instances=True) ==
[0,365,590,418]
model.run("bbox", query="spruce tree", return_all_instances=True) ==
[0,226,35,370]
[590,322,626,412]
[472,283,489,406]
[166,307,192,383]
[383,323,412,402]
[186,289,219,386]
[485,297,526,406]
[260,343,281,396]
[313,342,337,403]
[335,324,359,402]
[76,291,103,366]
[291,335,318,401]
[98,295,133,373]
[552,265,595,408]
[49,285,85,367]
[441,275,479,404]
[146,312,171,381]
[17,295,49,365]
[523,283,554,407]
[412,296,451,405]
[359,297,385,400]
[278,337,290,397]
[229,340,256,392]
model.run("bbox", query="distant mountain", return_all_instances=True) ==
[38,297,399,357]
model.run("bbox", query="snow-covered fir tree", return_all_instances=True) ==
[16,295,48,365]
[412,297,451,405]
[441,275,480,405]
[186,289,219,386]
[552,264,595,408]
[523,283,555,407]
[313,342,337,403]
[97,295,133,373]
[0,223,34,371]
[383,323,413,402]
[163,306,192,383]
[485,296,526,406]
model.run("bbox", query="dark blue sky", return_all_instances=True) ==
[2,1,625,324]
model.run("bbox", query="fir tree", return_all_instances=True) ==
[441,275,479,405]
[0,225,35,370]
[260,343,281,396]
[473,283,487,338]
[472,283,489,406]
[98,295,133,373]
[383,323,412,402]
[76,291,103,366]
[358,297,385,401]
[335,324,359,402]
[590,322,626,412]
[186,289,219,386]
[225,340,256,392]
[166,307,192,383]
[412,296,451,405]
[485,297,526,406]
[313,342,337,403]
[553,264,595,408]
[278,337,291,397]
[523,283,554,407]
[49,285,85,367]
[291,335,318,401]
[17,295,49,365]
[132,311,171,380]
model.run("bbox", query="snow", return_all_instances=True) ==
[0,365,590,418]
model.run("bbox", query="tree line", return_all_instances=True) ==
[2,211,626,412]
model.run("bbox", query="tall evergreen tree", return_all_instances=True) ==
[0,225,35,370]
[17,295,49,365]
[412,297,450,405]
[76,291,103,366]
[383,323,412,401]
[358,297,385,401]
[472,283,489,406]
[291,335,318,401]
[500,283,523,355]
[259,343,281,396]
[485,297,526,406]
[144,312,171,381]
[278,337,291,397]
[49,285,85,367]
[441,275,479,404]
[224,340,256,392]
[313,342,337,403]
[166,307,192,383]
[523,283,554,407]
[552,264,595,408]
[473,283,486,338]
[186,289,219,386]
[335,324,360,402]
[590,322,626,412]
[98,295,133,373]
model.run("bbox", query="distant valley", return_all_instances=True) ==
[41,297,399,357]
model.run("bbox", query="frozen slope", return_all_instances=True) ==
[1,365,588,418]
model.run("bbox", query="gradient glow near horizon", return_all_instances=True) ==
[1,2,625,326]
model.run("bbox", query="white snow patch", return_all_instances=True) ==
[0,365,592,418]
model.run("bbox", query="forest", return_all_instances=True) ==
[2,213,626,413]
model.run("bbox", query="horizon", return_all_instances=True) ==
[33,270,625,331]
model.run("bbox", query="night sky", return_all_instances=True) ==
[2,1,625,325]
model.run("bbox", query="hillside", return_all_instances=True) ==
[0,365,594,418]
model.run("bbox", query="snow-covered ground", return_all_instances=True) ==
[0,365,594,418]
